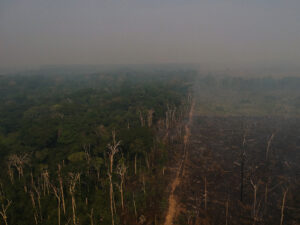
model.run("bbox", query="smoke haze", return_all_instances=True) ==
[1,0,300,70]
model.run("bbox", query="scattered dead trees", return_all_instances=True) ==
[7,153,30,180]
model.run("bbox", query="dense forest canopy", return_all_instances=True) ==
[0,70,194,225]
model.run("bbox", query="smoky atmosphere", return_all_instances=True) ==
[0,1,299,225]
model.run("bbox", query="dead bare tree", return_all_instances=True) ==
[225,197,229,225]
[134,154,137,175]
[139,110,145,127]
[107,131,120,174]
[8,153,30,180]
[0,199,12,225]
[58,164,66,215]
[106,131,121,225]
[83,144,91,176]
[6,162,14,184]
[264,178,271,215]
[147,109,154,127]
[165,106,171,129]
[51,184,61,225]
[240,129,247,202]
[204,177,207,212]
[266,133,275,160]
[33,184,42,222]
[280,189,288,225]
[29,190,39,225]
[133,192,137,222]
[41,169,50,196]
[107,171,115,225]
[145,152,150,171]
[250,179,259,224]
[116,162,127,211]
[141,174,146,195]
[88,208,94,225]
[68,172,80,225]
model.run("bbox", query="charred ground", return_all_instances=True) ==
[173,116,300,225]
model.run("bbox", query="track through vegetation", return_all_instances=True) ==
[164,101,194,225]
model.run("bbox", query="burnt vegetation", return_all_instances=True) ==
[174,76,300,225]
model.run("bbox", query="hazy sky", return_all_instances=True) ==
[1,0,300,68]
